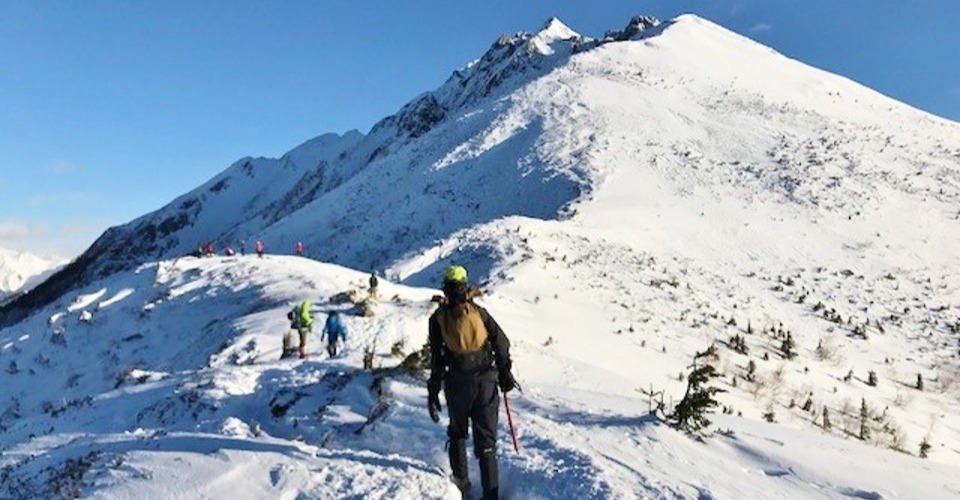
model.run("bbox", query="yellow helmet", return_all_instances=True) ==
[443,265,468,284]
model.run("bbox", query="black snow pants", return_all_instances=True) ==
[444,371,500,495]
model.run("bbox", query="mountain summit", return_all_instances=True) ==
[529,17,581,53]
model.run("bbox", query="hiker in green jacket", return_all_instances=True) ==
[282,300,314,359]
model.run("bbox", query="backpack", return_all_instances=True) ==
[436,302,488,356]
[326,314,345,335]
[288,307,301,329]
[436,302,493,374]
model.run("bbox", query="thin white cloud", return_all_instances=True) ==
[0,219,48,253]
[54,219,108,257]
[0,219,31,239]
[0,217,103,257]
[750,23,773,33]
[27,191,101,208]
[46,159,78,175]
[60,219,109,238]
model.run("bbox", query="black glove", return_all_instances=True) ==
[499,371,519,393]
[427,377,442,423]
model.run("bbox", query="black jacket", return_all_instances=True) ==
[428,302,511,382]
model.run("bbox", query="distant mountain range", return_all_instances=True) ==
[0,248,64,304]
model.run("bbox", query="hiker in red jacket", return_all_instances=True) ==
[255,240,265,258]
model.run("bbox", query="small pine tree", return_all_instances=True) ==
[362,344,376,370]
[669,347,727,438]
[729,334,748,355]
[822,407,832,430]
[747,321,753,335]
[390,338,406,358]
[916,373,924,391]
[746,359,757,382]
[399,343,431,373]
[919,437,931,458]
[780,332,796,359]
[867,370,878,387]
[843,369,854,382]
[802,396,813,412]
[859,398,871,441]
[763,409,776,422]
[701,344,719,360]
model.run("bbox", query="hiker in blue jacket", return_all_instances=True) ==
[321,311,347,357]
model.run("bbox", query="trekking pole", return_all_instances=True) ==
[503,392,520,453]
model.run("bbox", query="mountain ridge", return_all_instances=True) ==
[2,12,957,325]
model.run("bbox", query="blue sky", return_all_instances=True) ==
[2,0,958,257]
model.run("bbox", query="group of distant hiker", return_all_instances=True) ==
[189,238,516,496]
[282,265,516,499]
[191,239,299,259]
[281,300,347,360]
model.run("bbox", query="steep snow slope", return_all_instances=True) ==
[572,15,960,271]
[9,13,950,320]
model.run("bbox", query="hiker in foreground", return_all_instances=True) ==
[321,311,347,357]
[282,300,313,359]
[427,265,517,500]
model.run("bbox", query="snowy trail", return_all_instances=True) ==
[2,254,960,499]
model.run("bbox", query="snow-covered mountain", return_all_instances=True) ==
[6,14,958,322]
[0,248,65,304]
[2,14,960,499]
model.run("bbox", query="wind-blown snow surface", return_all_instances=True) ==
[2,13,960,499]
